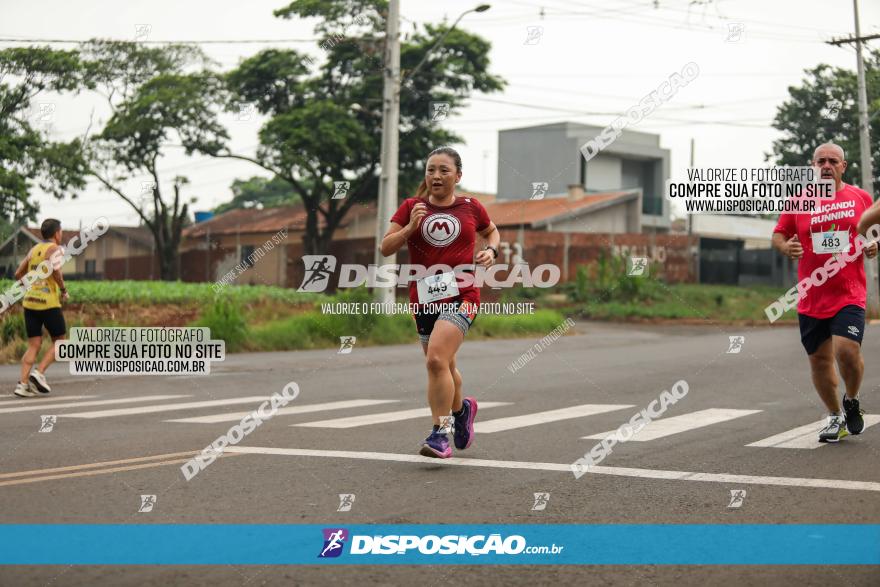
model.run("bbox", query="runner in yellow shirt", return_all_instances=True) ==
[12,219,69,397]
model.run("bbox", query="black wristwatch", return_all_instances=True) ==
[484,245,498,259]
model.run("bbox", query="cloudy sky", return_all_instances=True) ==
[2,0,878,229]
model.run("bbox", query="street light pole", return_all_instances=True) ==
[372,4,491,305]
[405,5,491,84]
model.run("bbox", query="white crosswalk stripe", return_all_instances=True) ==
[62,397,271,419]
[0,395,189,415]
[225,446,880,493]
[583,408,763,442]
[2,387,873,454]
[0,395,94,403]
[746,415,880,449]
[295,402,512,429]
[167,399,400,424]
[474,404,634,434]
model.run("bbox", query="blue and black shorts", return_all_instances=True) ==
[414,300,478,345]
[798,304,865,355]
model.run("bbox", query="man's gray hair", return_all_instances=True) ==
[813,142,845,161]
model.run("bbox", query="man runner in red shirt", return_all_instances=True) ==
[772,142,877,442]
[382,146,500,458]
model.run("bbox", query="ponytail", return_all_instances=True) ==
[414,178,430,200]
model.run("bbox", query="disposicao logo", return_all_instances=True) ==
[318,528,348,558]
[315,530,562,559]
[349,534,527,556]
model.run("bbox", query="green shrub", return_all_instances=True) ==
[247,296,414,351]
[562,265,591,303]
[563,254,664,305]
[471,309,566,338]
[0,279,325,306]
[246,289,564,351]
[500,286,545,302]
[0,312,24,345]
[195,297,248,351]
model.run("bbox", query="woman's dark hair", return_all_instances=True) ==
[415,146,462,199]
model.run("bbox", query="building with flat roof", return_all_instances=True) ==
[497,122,670,232]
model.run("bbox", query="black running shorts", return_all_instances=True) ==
[23,307,67,338]
[798,304,865,355]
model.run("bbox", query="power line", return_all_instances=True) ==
[468,96,769,127]
[510,0,850,38]
[448,111,770,127]
[507,82,784,110]
[828,33,880,46]
[480,0,833,44]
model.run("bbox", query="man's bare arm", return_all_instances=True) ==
[772,232,802,259]
[45,245,67,295]
[13,254,29,280]
[858,200,880,236]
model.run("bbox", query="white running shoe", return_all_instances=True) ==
[818,414,848,443]
[28,370,51,395]
[13,382,37,398]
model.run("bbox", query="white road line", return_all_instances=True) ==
[0,395,94,403]
[473,404,633,434]
[0,395,189,415]
[167,399,400,424]
[62,397,270,419]
[295,402,512,429]
[583,408,763,442]
[747,415,880,449]
[224,446,880,493]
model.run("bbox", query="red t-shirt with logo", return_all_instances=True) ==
[773,183,873,318]
[390,195,491,306]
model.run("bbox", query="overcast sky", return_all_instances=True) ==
[2,0,878,229]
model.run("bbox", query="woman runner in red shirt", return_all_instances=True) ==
[381,147,500,458]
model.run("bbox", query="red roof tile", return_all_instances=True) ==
[25,228,88,244]
[26,225,153,248]
[184,203,377,238]
[483,192,634,228]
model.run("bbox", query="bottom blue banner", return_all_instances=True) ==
[0,525,877,565]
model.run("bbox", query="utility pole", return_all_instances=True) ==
[828,0,879,317]
[373,0,401,305]
[689,137,699,283]
[372,3,491,305]
[688,138,694,236]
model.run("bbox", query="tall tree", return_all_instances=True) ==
[768,49,880,188]
[81,40,228,279]
[213,0,505,254]
[0,46,90,226]
[214,175,301,214]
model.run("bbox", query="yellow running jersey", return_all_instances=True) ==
[22,242,62,310]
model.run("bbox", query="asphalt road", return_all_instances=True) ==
[0,321,877,586]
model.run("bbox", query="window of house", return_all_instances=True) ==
[241,245,256,268]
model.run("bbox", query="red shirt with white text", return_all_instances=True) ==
[390,195,491,306]
[773,183,873,318]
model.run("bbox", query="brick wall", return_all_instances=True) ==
[105,230,698,288]
[286,231,697,293]
[104,246,237,281]
[495,230,697,284]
